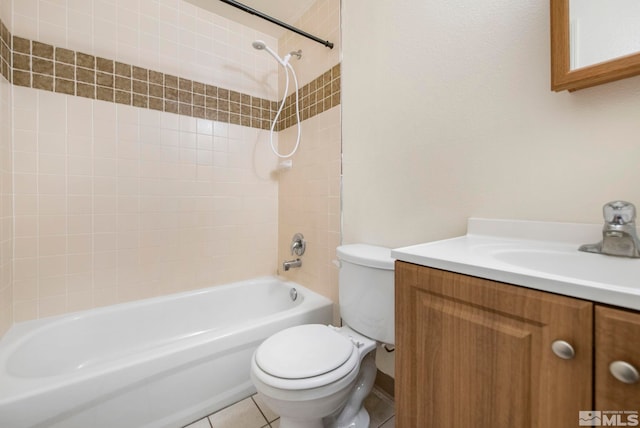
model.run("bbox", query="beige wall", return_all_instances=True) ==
[342,1,640,249]
[277,0,342,323]
[342,0,640,378]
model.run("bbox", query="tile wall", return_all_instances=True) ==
[11,35,279,130]
[276,0,342,322]
[278,106,342,313]
[10,0,278,99]
[0,0,12,336]
[12,86,280,320]
[0,0,342,331]
[9,30,340,132]
[0,16,9,80]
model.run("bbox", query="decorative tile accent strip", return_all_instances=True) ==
[0,18,340,130]
[277,64,341,131]
[0,19,10,82]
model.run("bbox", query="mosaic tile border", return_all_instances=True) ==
[0,17,340,131]
[0,19,9,82]
[281,64,341,128]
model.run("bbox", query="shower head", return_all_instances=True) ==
[252,40,287,66]
[251,40,267,50]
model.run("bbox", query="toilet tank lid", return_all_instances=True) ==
[336,244,395,270]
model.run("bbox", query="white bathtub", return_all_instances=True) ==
[0,277,333,428]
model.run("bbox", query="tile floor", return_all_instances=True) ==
[183,387,395,428]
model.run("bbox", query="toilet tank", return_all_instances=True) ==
[336,244,395,345]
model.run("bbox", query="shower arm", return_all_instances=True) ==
[218,0,334,49]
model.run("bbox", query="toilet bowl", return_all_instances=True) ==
[250,244,395,428]
[251,325,377,428]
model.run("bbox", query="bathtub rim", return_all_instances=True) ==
[0,276,333,405]
[2,275,307,341]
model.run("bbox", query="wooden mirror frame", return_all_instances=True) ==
[551,0,640,92]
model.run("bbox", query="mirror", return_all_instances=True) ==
[551,0,640,91]
[569,0,640,70]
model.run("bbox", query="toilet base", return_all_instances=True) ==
[277,403,370,428]
[325,351,376,428]
[351,407,370,428]
[277,397,370,428]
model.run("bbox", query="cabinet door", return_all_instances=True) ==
[395,262,593,428]
[596,305,640,411]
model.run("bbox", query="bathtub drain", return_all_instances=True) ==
[289,288,298,301]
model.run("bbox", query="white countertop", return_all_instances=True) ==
[391,218,640,311]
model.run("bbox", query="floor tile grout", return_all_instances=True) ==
[186,387,393,428]
[250,395,271,427]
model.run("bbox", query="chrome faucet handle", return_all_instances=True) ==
[290,233,306,256]
[603,201,636,225]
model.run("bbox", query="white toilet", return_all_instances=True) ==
[250,244,395,428]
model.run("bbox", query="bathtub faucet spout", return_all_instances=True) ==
[282,258,302,271]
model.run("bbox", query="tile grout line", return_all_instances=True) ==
[250,394,273,427]
[379,414,395,427]
[192,388,394,428]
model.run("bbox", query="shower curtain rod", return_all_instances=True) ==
[218,0,334,49]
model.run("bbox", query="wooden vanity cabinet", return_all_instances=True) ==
[396,261,640,428]
[595,306,640,411]
[395,261,593,428]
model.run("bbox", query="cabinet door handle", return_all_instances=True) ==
[551,340,575,360]
[609,361,640,384]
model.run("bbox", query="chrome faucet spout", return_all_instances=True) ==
[282,258,302,271]
[579,201,640,258]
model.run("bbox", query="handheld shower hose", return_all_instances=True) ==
[253,40,302,159]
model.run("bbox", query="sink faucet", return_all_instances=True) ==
[579,201,640,258]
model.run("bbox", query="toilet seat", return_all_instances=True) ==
[252,324,361,390]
